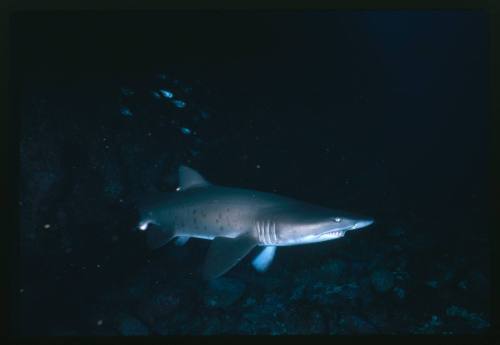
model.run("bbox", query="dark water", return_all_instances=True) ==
[12,11,491,335]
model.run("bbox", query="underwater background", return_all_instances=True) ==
[12,11,490,335]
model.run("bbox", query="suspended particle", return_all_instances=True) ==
[181,127,192,135]
[120,106,133,117]
[151,91,161,99]
[120,87,134,96]
[159,89,174,98]
[172,99,186,108]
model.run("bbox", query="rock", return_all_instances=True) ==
[204,277,246,308]
[319,259,347,283]
[200,313,234,335]
[141,290,181,320]
[261,293,286,313]
[356,277,374,306]
[465,271,489,296]
[393,286,405,300]
[415,315,443,334]
[152,310,191,335]
[292,269,314,287]
[284,309,326,334]
[338,282,359,300]
[242,296,257,307]
[152,318,175,335]
[201,318,221,335]
[254,275,282,292]
[290,284,305,301]
[340,315,378,334]
[308,310,326,334]
[371,269,395,293]
[116,314,150,335]
[238,293,287,334]
[308,282,339,305]
[446,305,490,330]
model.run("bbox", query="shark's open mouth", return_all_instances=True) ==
[319,230,346,239]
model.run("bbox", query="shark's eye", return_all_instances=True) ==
[334,217,342,223]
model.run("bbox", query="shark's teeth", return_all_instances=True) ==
[324,230,344,237]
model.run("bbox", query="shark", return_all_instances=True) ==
[138,165,374,280]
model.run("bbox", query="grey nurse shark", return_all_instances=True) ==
[138,165,374,280]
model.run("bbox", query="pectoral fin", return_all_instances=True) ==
[252,246,277,272]
[203,234,257,280]
[174,236,190,246]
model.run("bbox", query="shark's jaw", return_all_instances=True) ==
[278,229,348,246]
[315,219,374,242]
[267,219,375,246]
[317,229,347,241]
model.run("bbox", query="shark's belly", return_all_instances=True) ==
[183,233,215,240]
[175,224,243,239]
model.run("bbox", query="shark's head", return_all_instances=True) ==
[266,203,374,246]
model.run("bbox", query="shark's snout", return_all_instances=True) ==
[352,218,374,230]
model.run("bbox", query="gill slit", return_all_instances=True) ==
[256,222,259,242]
[257,222,264,242]
[264,222,270,244]
[258,221,267,245]
[262,221,266,244]
[264,221,267,244]
[269,221,274,245]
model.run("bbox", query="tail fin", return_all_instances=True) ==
[146,225,175,250]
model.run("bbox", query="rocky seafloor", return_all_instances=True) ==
[17,74,491,336]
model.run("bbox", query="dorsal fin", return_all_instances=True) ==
[178,165,211,190]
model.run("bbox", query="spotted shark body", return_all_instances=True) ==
[138,165,374,280]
